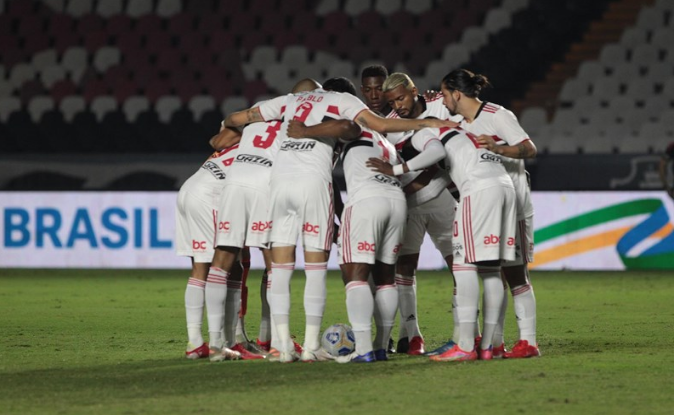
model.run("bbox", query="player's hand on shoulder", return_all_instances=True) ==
[366,157,394,176]
[287,120,307,139]
[476,134,497,151]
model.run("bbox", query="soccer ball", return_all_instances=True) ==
[321,324,356,357]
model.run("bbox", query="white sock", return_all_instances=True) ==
[346,281,374,355]
[493,284,509,347]
[258,270,271,343]
[303,262,327,351]
[205,267,228,348]
[224,278,242,347]
[452,264,480,352]
[266,273,280,350]
[374,284,398,351]
[367,274,383,330]
[185,277,206,346]
[270,262,294,352]
[396,273,420,340]
[512,283,537,344]
[451,285,459,343]
[478,266,504,351]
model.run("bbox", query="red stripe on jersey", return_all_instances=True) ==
[327,105,340,116]
[280,105,286,114]
[361,131,373,139]
[424,92,444,102]
[439,126,451,135]
[217,143,239,156]
[395,139,408,151]
[465,132,481,148]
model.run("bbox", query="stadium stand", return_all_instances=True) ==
[0,0,672,189]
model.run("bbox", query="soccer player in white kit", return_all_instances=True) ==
[222,77,455,362]
[380,72,462,355]
[289,121,407,363]
[175,130,242,361]
[441,69,540,358]
[368,126,517,362]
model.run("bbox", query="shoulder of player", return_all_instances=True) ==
[424,92,444,103]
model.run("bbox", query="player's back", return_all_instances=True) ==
[341,129,404,204]
[225,121,281,191]
[266,89,368,183]
[436,127,512,195]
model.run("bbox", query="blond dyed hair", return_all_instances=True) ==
[382,73,416,93]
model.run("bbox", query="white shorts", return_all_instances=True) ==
[215,183,271,249]
[400,191,456,257]
[175,185,218,263]
[338,197,407,265]
[453,185,517,264]
[503,215,534,266]
[269,177,334,251]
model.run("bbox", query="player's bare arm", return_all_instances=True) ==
[476,135,538,159]
[209,127,242,150]
[355,110,458,134]
[287,120,361,141]
[223,107,264,127]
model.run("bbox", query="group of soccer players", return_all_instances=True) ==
[175,65,540,363]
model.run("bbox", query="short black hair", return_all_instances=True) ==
[323,77,357,96]
[361,65,388,80]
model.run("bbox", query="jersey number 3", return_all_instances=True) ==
[253,121,282,149]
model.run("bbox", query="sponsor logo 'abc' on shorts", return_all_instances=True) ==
[218,221,230,231]
[251,221,272,232]
[483,234,515,245]
[303,222,319,234]
[192,240,207,250]
[357,241,376,252]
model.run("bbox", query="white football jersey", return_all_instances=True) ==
[225,121,282,191]
[181,144,239,194]
[341,128,405,205]
[384,93,462,145]
[258,89,369,183]
[415,127,513,195]
[458,101,533,218]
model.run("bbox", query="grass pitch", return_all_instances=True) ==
[0,269,673,415]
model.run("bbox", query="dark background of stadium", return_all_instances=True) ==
[0,0,672,191]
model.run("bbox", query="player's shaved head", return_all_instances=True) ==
[292,78,322,93]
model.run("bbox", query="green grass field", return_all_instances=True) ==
[0,269,673,415]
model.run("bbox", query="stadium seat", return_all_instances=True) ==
[520,107,548,133]
[61,46,88,82]
[123,96,151,122]
[41,65,67,89]
[484,9,511,34]
[441,43,470,67]
[126,0,153,18]
[635,7,662,30]
[156,0,182,17]
[221,96,249,116]
[625,77,657,102]
[280,45,310,72]
[95,0,123,17]
[576,61,604,81]
[599,44,628,69]
[188,95,216,122]
[618,128,652,153]
[93,47,121,73]
[620,27,648,48]
[156,95,182,123]
[59,95,86,122]
[344,0,371,16]
[590,77,621,102]
[403,0,432,14]
[31,49,58,71]
[460,27,489,50]
[90,95,117,121]
[315,0,340,15]
[501,0,528,13]
[28,96,55,123]
[65,0,93,17]
[610,62,641,86]
[41,0,65,12]
[374,0,403,15]
[0,97,21,123]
